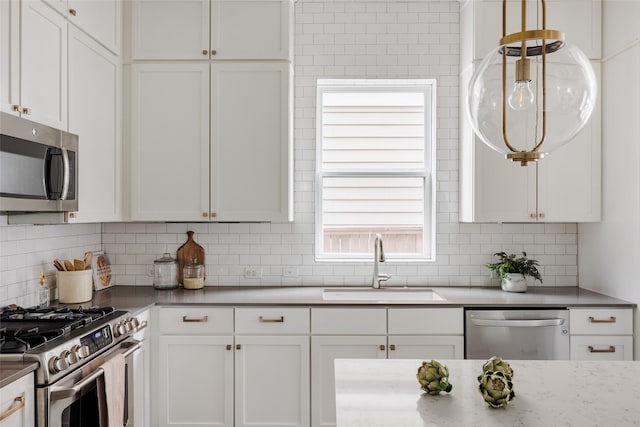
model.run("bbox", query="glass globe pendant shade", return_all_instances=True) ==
[467,41,597,165]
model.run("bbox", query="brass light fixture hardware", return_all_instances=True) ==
[467,0,597,166]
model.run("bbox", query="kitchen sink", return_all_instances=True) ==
[322,287,445,302]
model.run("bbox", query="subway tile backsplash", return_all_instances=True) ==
[0,1,579,306]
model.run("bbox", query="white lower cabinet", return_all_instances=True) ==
[311,335,386,427]
[235,335,309,427]
[0,372,34,427]
[310,307,464,427]
[569,308,634,360]
[154,307,234,427]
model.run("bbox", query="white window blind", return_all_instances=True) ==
[316,79,436,261]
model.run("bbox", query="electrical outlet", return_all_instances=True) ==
[244,266,262,279]
[283,267,298,277]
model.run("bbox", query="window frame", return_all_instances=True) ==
[314,79,437,262]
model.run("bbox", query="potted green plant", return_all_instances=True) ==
[483,252,542,292]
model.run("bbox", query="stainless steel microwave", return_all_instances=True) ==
[0,112,78,213]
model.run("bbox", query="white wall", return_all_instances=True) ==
[578,0,640,360]
[0,0,581,306]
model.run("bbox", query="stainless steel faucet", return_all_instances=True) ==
[372,234,391,288]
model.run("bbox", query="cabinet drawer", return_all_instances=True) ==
[158,307,233,334]
[570,335,633,360]
[235,307,309,334]
[569,308,632,335]
[388,308,463,335]
[311,308,386,335]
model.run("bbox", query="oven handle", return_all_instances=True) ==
[50,340,140,400]
[470,318,565,327]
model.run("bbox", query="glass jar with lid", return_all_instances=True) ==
[149,253,178,290]
[183,258,204,290]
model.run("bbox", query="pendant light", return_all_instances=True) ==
[467,0,597,166]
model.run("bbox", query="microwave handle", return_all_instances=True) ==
[43,147,64,200]
[61,148,70,200]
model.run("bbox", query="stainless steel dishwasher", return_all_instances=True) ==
[465,309,570,360]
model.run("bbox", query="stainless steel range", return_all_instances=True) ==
[0,305,146,427]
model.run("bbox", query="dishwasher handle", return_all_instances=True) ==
[470,317,566,327]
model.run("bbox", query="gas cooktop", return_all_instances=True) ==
[0,305,117,353]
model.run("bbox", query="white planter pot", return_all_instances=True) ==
[501,273,528,293]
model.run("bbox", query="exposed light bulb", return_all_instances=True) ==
[508,80,535,111]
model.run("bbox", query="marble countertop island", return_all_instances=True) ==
[335,359,640,426]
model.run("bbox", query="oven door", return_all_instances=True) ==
[41,339,140,427]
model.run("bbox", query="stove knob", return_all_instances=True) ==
[71,344,89,361]
[114,321,127,337]
[64,349,79,365]
[49,355,69,373]
[128,317,140,330]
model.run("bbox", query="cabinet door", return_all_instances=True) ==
[130,63,210,221]
[537,61,602,222]
[0,0,20,116]
[235,335,309,427]
[211,62,292,222]
[67,0,121,54]
[68,27,122,223]
[131,336,150,427]
[546,0,601,59]
[311,336,386,427]
[131,0,210,60]
[387,335,464,359]
[21,0,68,129]
[211,0,291,60]
[157,335,234,427]
[0,373,35,427]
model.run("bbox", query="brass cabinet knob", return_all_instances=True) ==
[226,345,232,351]
[68,212,76,219]
[69,8,77,16]
[236,344,241,350]
[389,344,396,351]
[202,212,208,218]
[379,345,385,351]
[202,49,208,56]
[538,213,545,218]
[529,213,536,219]
[211,212,217,218]
[12,105,22,113]
[211,50,217,55]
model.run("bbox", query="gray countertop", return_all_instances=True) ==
[0,362,37,389]
[81,285,635,313]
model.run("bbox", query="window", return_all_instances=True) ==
[315,79,436,261]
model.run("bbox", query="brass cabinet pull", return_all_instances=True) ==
[69,8,77,16]
[68,212,76,219]
[182,315,208,323]
[529,213,536,218]
[389,344,396,351]
[12,104,22,113]
[211,212,217,218]
[588,345,616,353]
[236,344,241,350]
[0,396,25,421]
[379,345,385,351]
[202,49,208,55]
[588,316,616,323]
[538,213,545,218]
[21,107,31,115]
[211,49,217,55]
[226,344,232,351]
[259,316,284,323]
[202,212,208,218]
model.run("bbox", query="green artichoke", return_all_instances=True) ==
[477,370,515,408]
[481,356,514,378]
[416,360,453,395]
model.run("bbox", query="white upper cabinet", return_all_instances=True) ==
[131,0,292,60]
[67,0,122,54]
[130,63,210,221]
[67,26,122,223]
[211,62,292,222]
[2,0,68,130]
